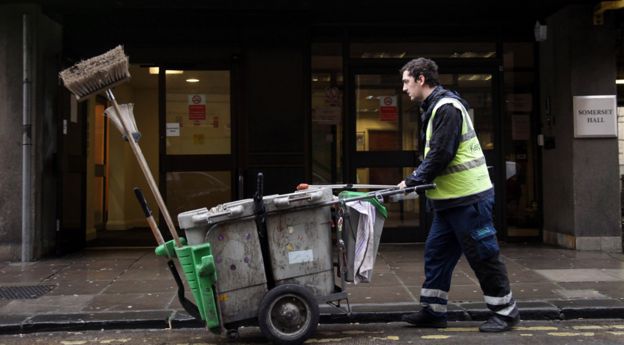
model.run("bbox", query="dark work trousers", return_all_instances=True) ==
[419,195,519,321]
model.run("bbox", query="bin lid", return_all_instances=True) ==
[178,198,257,229]
[264,186,334,212]
[178,207,210,229]
[338,191,388,218]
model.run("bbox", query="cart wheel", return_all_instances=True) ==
[226,328,239,341]
[257,284,319,345]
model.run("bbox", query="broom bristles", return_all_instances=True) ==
[59,45,130,100]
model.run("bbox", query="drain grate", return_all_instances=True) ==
[0,285,56,300]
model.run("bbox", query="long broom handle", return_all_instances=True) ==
[105,89,182,247]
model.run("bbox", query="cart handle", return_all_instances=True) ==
[191,205,245,223]
[297,183,397,190]
[338,183,436,204]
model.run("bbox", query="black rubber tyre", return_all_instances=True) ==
[257,284,320,345]
[226,328,239,341]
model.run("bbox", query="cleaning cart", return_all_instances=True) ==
[171,175,434,344]
[58,45,435,345]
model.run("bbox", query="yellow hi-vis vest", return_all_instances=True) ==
[424,97,492,200]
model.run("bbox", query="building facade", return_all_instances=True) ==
[0,1,622,261]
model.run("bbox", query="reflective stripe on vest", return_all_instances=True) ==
[424,97,492,200]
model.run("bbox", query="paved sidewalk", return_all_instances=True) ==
[1,243,623,333]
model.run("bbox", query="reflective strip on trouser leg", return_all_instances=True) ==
[420,288,448,314]
[484,292,512,306]
[421,288,449,300]
[484,292,518,318]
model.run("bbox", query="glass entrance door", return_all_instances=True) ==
[350,67,498,242]
[161,69,234,223]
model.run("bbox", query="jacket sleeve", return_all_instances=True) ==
[405,104,463,186]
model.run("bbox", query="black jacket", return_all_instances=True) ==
[404,86,493,211]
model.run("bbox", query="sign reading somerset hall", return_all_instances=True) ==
[573,95,617,138]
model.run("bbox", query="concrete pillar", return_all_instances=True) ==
[540,5,621,252]
[0,5,26,261]
[0,4,62,261]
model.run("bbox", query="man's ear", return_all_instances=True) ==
[417,75,425,86]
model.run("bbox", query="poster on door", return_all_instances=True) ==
[188,94,207,120]
[379,96,398,121]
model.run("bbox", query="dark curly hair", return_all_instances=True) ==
[400,58,440,87]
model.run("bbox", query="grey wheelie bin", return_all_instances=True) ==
[178,184,344,344]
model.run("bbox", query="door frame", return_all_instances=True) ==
[93,95,109,230]
[346,58,506,242]
[157,60,242,233]
[56,89,88,254]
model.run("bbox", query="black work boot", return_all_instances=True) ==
[401,309,447,328]
[478,314,520,332]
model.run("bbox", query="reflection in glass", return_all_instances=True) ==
[166,171,231,225]
[504,67,539,237]
[311,43,343,184]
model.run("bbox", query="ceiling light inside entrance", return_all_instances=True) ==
[186,78,200,83]
[148,67,184,75]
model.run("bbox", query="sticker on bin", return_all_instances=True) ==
[288,249,314,264]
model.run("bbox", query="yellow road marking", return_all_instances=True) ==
[421,335,451,339]
[440,327,479,332]
[607,331,624,335]
[61,342,87,345]
[371,336,399,341]
[99,339,131,344]
[305,337,352,343]
[519,334,533,337]
[572,325,604,330]
[547,332,595,337]
[515,326,558,331]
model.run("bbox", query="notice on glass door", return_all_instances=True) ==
[379,96,398,121]
[166,122,180,137]
[188,94,207,120]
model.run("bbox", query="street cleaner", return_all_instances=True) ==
[397,57,520,332]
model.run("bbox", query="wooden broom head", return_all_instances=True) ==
[59,45,130,101]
